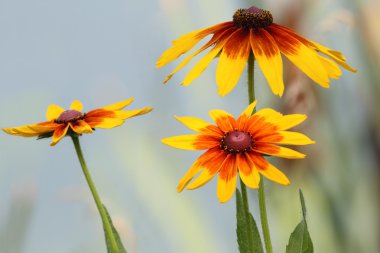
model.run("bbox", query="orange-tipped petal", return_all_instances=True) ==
[250,29,284,96]
[216,29,251,96]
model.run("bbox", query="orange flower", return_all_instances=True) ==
[157,6,356,97]
[162,101,314,203]
[3,98,153,146]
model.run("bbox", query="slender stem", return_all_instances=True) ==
[258,176,272,253]
[71,135,118,253]
[247,54,273,253]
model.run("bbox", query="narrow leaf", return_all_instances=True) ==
[102,204,127,253]
[236,189,264,253]
[286,189,314,253]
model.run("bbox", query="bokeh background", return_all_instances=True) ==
[0,0,379,252]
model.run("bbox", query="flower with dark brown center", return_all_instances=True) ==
[3,99,153,146]
[157,5,356,97]
[162,101,315,203]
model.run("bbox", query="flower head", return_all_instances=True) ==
[157,6,356,97]
[3,98,153,146]
[162,101,314,203]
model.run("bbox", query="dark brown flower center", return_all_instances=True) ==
[221,130,253,153]
[55,110,84,124]
[233,6,273,29]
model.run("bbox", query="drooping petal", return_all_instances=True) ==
[181,27,237,86]
[318,55,342,79]
[250,29,284,96]
[164,26,235,84]
[177,147,222,192]
[217,154,238,202]
[253,143,306,159]
[46,105,65,121]
[248,153,290,185]
[174,116,213,132]
[268,24,330,88]
[187,150,227,190]
[209,109,236,132]
[156,22,234,68]
[102,98,134,111]
[237,153,260,188]
[70,100,83,112]
[50,124,69,146]
[70,120,93,134]
[309,40,357,72]
[216,28,251,96]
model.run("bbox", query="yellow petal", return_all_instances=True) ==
[284,43,330,87]
[180,43,223,86]
[318,55,342,79]
[241,100,257,118]
[161,134,201,150]
[259,162,290,185]
[255,108,282,121]
[70,120,93,134]
[174,116,213,132]
[115,107,153,120]
[310,41,357,72]
[217,154,237,203]
[237,154,260,189]
[70,100,83,111]
[250,29,284,96]
[276,131,315,145]
[254,143,306,159]
[186,168,217,190]
[249,154,290,185]
[216,29,251,96]
[208,109,235,132]
[88,117,124,129]
[50,124,69,146]
[3,122,57,137]
[217,172,237,203]
[177,160,203,192]
[46,104,65,121]
[275,114,307,130]
[102,98,134,111]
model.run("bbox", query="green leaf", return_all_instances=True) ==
[286,189,314,253]
[236,189,264,253]
[102,204,128,253]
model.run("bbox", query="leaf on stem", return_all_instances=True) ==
[236,189,264,253]
[286,189,314,253]
[102,204,128,253]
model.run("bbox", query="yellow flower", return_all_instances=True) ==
[162,101,314,203]
[157,6,356,97]
[3,98,153,146]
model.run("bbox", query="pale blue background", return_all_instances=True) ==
[0,0,378,253]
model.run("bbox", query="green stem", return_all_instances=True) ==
[71,135,118,253]
[247,54,273,253]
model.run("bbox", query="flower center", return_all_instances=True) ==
[55,110,84,124]
[233,6,273,29]
[221,130,253,153]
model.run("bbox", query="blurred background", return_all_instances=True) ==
[0,0,378,252]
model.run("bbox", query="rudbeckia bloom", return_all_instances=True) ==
[3,98,153,146]
[157,6,356,96]
[162,101,314,202]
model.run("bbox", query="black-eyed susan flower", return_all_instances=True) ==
[157,6,356,97]
[3,98,153,146]
[162,101,314,203]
